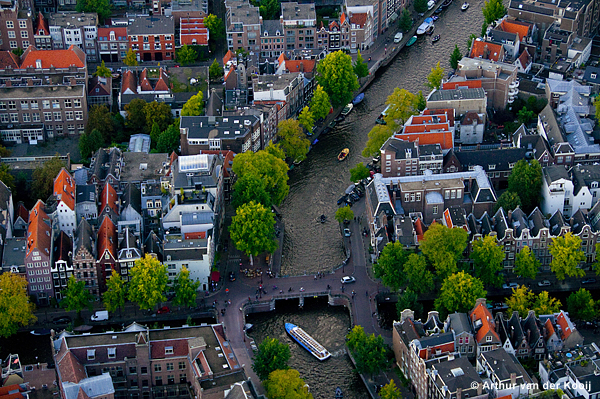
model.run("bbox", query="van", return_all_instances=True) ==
[91,310,109,322]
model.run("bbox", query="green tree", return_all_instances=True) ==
[354,50,369,78]
[103,270,126,313]
[181,91,204,116]
[549,232,586,280]
[494,191,521,212]
[449,45,463,70]
[232,174,270,208]
[297,106,315,134]
[177,44,198,66]
[265,142,286,160]
[482,0,507,25]
[380,380,402,399]
[144,101,173,133]
[125,98,147,131]
[471,235,504,287]
[32,156,65,201]
[514,245,540,280]
[173,266,200,308]
[252,337,291,380]
[150,122,162,148]
[61,275,93,317]
[94,60,112,78]
[346,326,390,376]
[264,369,313,399]
[205,14,225,40]
[567,288,596,321]
[595,98,600,118]
[508,159,542,213]
[209,59,223,81]
[399,8,413,32]
[11,47,23,57]
[517,107,536,124]
[156,123,181,154]
[481,22,488,37]
[0,163,15,193]
[0,145,11,158]
[86,104,114,139]
[384,88,418,130]
[362,125,393,158]
[256,0,281,20]
[229,201,277,265]
[374,241,408,291]
[404,253,434,294]
[421,223,468,279]
[316,51,359,107]
[467,34,477,51]
[435,272,487,315]
[277,119,310,162]
[232,149,289,205]
[414,0,428,13]
[128,254,168,310]
[506,285,534,318]
[0,273,36,338]
[309,85,331,120]
[124,49,138,66]
[79,128,105,160]
[335,205,354,224]
[76,0,111,23]
[396,289,423,319]
[426,61,444,90]
[532,291,562,316]
[350,162,370,182]
[415,90,426,111]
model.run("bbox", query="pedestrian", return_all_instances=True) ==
[225,288,229,294]
[314,275,317,280]
[255,294,259,300]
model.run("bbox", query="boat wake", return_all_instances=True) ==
[330,348,347,357]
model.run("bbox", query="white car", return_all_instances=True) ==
[341,276,356,284]
[502,282,519,289]
[344,228,352,237]
[394,32,403,43]
[538,280,551,287]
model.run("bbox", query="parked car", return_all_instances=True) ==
[344,228,352,237]
[229,272,236,282]
[350,193,360,201]
[538,280,551,287]
[582,278,596,284]
[502,282,519,289]
[52,316,72,324]
[157,306,170,314]
[337,196,347,206]
[341,276,356,284]
[394,32,403,43]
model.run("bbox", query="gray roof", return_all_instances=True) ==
[509,0,554,16]
[121,183,142,214]
[430,357,483,395]
[381,137,418,159]
[418,331,455,348]
[143,231,163,261]
[172,154,221,190]
[90,147,122,183]
[0,84,85,100]
[544,164,570,185]
[62,374,115,399]
[181,212,213,225]
[227,2,260,26]
[572,164,600,195]
[454,148,527,174]
[488,29,519,44]
[2,238,26,269]
[76,185,95,205]
[74,218,94,258]
[180,115,259,140]
[447,313,472,335]
[128,16,174,35]
[120,152,169,184]
[570,208,589,234]
[73,167,90,186]
[48,12,98,27]
[584,66,600,84]
[0,179,11,210]
[224,382,251,399]
[261,19,283,36]
[281,2,316,21]
[428,88,486,102]
[481,348,532,383]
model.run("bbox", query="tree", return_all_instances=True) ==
[0,145,10,158]
[150,122,162,148]
[426,61,444,90]
[449,45,463,70]
[350,162,370,182]
[76,0,111,23]
[86,105,114,140]
[128,254,168,310]
[346,326,390,376]
[435,272,487,316]
[297,106,315,134]
[103,270,126,313]
[481,22,488,38]
[177,44,198,66]
[32,156,65,201]
[396,289,423,319]
[506,285,534,318]
[508,159,542,213]
[256,0,281,20]
[156,123,181,154]
[335,205,354,224]
[517,107,536,124]
[399,8,413,32]
[567,288,596,321]
[124,49,138,66]
[0,163,15,193]
[482,0,507,25]
[0,273,36,338]
[384,88,418,130]
[354,50,369,78]
[310,85,331,121]
[415,90,426,111]
[494,191,521,213]
[595,98,600,119]
[373,241,408,291]
[380,380,402,399]
[264,369,313,399]
[229,201,277,265]
[467,34,477,51]
[125,98,147,131]
[11,47,23,57]
[414,0,428,13]
[277,119,310,162]
[79,128,105,160]
[232,149,289,206]
[173,266,200,308]
[471,235,504,287]
[252,337,290,380]
[549,232,586,280]
[144,101,173,133]
[316,51,359,107]
[204,14,225,40]
[94,60,112,78]
[209,59,223,81]
[232,174,270,209]
[421,223,468,279]
[532,291,562,316]
[181,91,204,116]
[404,253,434,294]
[362,125,393,158]
[61,276,93,317]
[514,246,540,280]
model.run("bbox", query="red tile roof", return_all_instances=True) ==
[150,339,189,359]
[57,350,87,384]
[422,108,455,127]
[0,51,19,69]
[53,168,75,210]
[35,12,49,36]
[224,65,236,82]
[414,218,427,242]
[470,303,500,343]
[26,201,51,258]
[154,68,169,91]
[97,27,127,40]
[544,318,555,339]
[340,13,347,24]
[277,52,288,65]
[517,49,531,69]
[0,385,24,397]
[223,50,235,65]
[329,21,339,30]
[349,12,368,27]
[500,19,531,41]
[15,202,28,223]
[285,59,315,73]
[121,69,137,94]
[395,131,454,150]
[100,182,119,215]
[469,40,503,61]
[139,68,153,91]
[97,215,117,261]
[180,17,209,46]
[442,80,482,90]
[556,311,573,340]
[21,45,85,69]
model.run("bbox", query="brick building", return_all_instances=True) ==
[128,16,175,62]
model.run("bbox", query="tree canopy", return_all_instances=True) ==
[426,62,444,90]
[229,201,278,262]
[255,0,281,20]
[514,246,540,280]
[128,254,168,310]
[471,235,504,287]
[316,51,359,107]
[277,119,310,162]
[94,60,112,78]
[125,98,147,131]
[482,0,507,25]
[297,106,315,134]
[374,242,408,291]
[549,232,586,280]
[232,148,289,205]
[85,104,114,138]
[0,163,15,193]
[0,273,36,338]
[232,173,270,209]
[384,88,418,130]
[209,59,223,81]
[181,91,204,116]
[506,285,561,317]
[264,369,313,399]
[354,50,369,78]
[414,0,428,13]
[399,8,413,32]
[144,101,173,133]
[380,380,402,399]
[494,191,521,213]
[103,270,126,313]
[508,158,542,214]
[156,123,181,154]
[567,288,596,321]
[76,0,111,23]
[124,49,138,66]
[177,45,198,66]
[404,253,434,294]
[362,125,393,158]
[397,289,423,319]
[449,45,463,70]
[350,163,370,182]
[32,156,65,201]
[335,205,354,224]
[421,223,468,279]
[79,129,105,161]
[435,272,487,315]
[173,266,200,308]
[205,14,225,40]
[252,337,290,380]
[310,85,331,120]
[346,326,390,376]
[61,276,93,316]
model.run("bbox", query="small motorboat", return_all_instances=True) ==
[461,2,469,10]
[432,34,441,43]
[335,387,343,398]
[425,25,435,35]
[376,104,391,125]
[406,36,418,46]
[352,93,365,105]
[244,323,253,331]
[432,15,439,20]
[293,158,303,165]
[328,120,337,129]
[30,329,51,335]
[334,115,345,122]
[416,17,434,35]
[341,103,354,116]
[320,214,327,223]
[338,148,350,162]
[434,6,443,13]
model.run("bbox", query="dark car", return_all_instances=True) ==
[582,278,596,284]
[52,316,72,324]
[157,306,170,314]
[350,193,360,201]
[337,196,347,206]
[229,272,236,282]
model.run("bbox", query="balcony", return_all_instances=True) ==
[509,80,520,89]
[508,88,519,97]
[508,97,514,103]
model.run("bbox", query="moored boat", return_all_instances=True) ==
[461,1,469,10]
[352,93,365,105]
[432,34,441,43]
[335,387,343,398]
[376,104,391,124]
[406,36,418,46]
[341,103,353,116]
[416,17,434,35]
[425,24,435,35]
[285,322,331,361]
[338,148,349,162]
[441,0,452,8]
[432,15,439,20]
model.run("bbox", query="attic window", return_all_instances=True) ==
[87,349,95,360]
[592,73,597,79]
[108,347,116,358]
[140,163,148,170]
[486,336,492,342]
[165,346,174,355]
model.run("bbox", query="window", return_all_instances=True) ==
[179,373,186,383]
[10,113,18,123]
[486,335,492,342]
[167,375,174,385]
[7,31,14,39]
[75,111,83,120]
[21,31,28,38]
[53,112,62,121]
[432,206,438,214]
[74,99,81,108]
[19,20,26,29]
[154,364,161,372]
[9,41,16,49]
[32,113,40,122]
[22,113,30,122]
[166,363,174,371]
[155,376,162,386]
[64,99,72,108]
[42,100,50,109]
[141,367,148,374]
[165,346,174,355]
[142,380,148,387]
[108,347,116,358]
[87,349,95,360]
[0,114,7,123]
[178,362,186,370]
[129,367,137,374]
[65,111,73,121]
[52,100,60,109]
[6,21,13,29]
[8,101,15,110]
[0,101,5,110]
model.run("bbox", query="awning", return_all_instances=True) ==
[211,271,221,282]
[390,12,398,21]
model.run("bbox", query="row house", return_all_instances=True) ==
[224,0,260,53]
[513,124,555,167]
[13,201,27,236]
[171,0,208,23]
[87,75,111,109]
[427,85,488,124]
[51,230,72,299]
[72,218,98,297]
[180,115,261,154]
[280,2,317,51]
[496,310,546,360]
[340,10,374,52]
[541,164,594,218]
[179,16,208,46]
[127,15,175,62]
[88,147,123,189]
[260,19,285,59]
[470,299,501,357]
[119,183,143,237]
[48,12,98,62]
[49,167,76,236]
[427,356,487,399]
[445,312,476,360]
[394,109,456,153]
[379,137,443,178]
[252,71,305,119]
[539,343,599,397]
[0,178,14,239]
[456,111,486,145]
[25,200,53,305]
[345,0,380,37]
[75,184,96,221]
[0,0,35,53]
[316,20,351,51]
[34,12,51,50]
[469,39,505,63]
[117,227,141,283]
[97,26,127,63]
[96,210,117,292]
[118,67,171,111]
[477,348,533,398]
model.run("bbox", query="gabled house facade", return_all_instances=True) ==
[25,200,53,305]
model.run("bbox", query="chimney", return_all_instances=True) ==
[474,298,487,309]
[457,388,462,399]
[510,372,517,385]
[477,383,482,396]
[27,79,33,86]
[70,78,76,86]
[426,347,432,360]
[5,80,11,87]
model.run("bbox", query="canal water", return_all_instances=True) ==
[280,0,485,276]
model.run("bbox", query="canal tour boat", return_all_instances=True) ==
[338,148,350,162]
[416,17,434,35]
[341,102,354,116]
[285,323,331,361]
